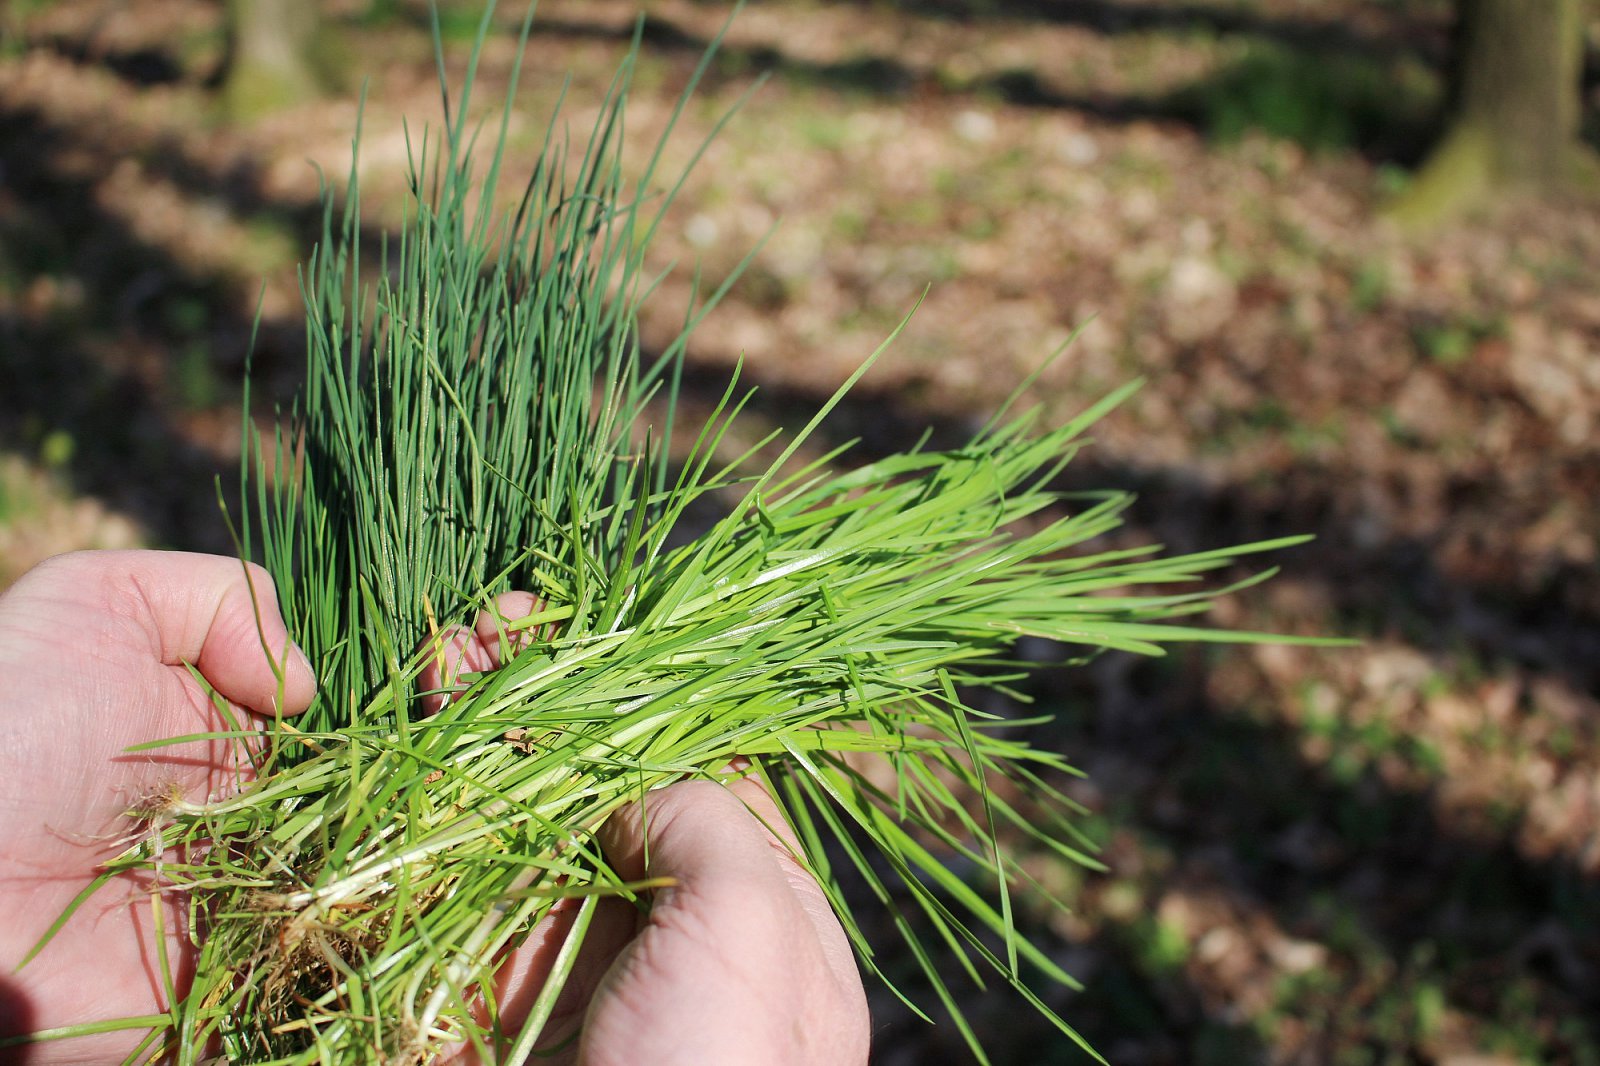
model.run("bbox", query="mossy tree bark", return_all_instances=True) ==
[221,0,326,121]
[1390,0,1596,226]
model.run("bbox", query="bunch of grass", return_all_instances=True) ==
[32,7,1323,1064]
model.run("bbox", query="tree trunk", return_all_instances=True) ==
[1390,0,1593,226]
[222,0,325,121]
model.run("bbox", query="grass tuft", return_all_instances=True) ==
[22,5,1336,1063]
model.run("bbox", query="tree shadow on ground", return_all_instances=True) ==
[696,0,1600,89]
[32,34,190,87]
[518,7,1442,164]
[1062,654,1600,1053]
[0,106,257,552]
[0,88,392,553]
[704,0,1453,64]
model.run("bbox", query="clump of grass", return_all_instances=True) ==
[25,6,1329,1064]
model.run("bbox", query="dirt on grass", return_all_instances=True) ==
[2,0,1598,1063]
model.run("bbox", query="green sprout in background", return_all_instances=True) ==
[18,5,1335,1063]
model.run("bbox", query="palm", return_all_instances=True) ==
[0,552,311,1063]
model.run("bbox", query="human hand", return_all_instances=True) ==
[0,550,316,1064]
[425,607,872,1066]
[0,557,868,1065]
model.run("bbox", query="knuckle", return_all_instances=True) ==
[240,560,279,599]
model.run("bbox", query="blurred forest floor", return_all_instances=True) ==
[3,0,1600,1063]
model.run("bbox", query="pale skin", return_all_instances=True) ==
[0,550,869,1065]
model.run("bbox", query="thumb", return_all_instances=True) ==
[596,776,803,885]
[580,779,869,1066]
[598,776,860,993]
[34,550,317,717]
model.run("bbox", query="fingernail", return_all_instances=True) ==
[288,640,316,684]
